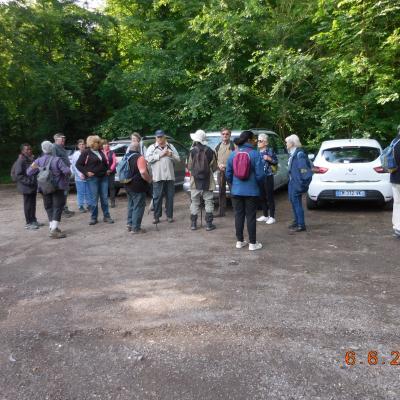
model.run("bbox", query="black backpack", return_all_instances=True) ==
[191,146,210,180]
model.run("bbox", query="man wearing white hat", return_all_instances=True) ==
[188,129,218,231]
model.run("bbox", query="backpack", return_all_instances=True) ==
[191,146,210,180]
[116,153,135,183]
[10,159,18,182]
[298,151,313,192]
[37,157,57,194]
[233,148,252,180]
[380,138,400,173]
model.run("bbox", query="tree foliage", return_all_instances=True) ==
[1,0,399,178]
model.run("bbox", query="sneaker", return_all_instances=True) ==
[79,206,87,213]
[126,225,132,232]
[25,224,39,230]
[152,218,160,224]
[63,210,74,218]
[31,221,45,227]
[393,229,400,237]
[288,222,298,229]
[256,216,268,222]
[103,217,114,224]
[236,240,248,249]
[49,229,66,239]
[167,218,174,223]
[110,202,116,208]
[266,217,276,225]
[249,242,262,251]
[89,219,98,225]
[290,225,306,232]
[132,228,147,234]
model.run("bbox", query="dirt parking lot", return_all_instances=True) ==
[0,185,399,400]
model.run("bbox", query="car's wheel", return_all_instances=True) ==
[306,195,319,210]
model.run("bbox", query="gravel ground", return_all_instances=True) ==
[0,184,399,400]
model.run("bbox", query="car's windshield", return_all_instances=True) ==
[322,147,380,163]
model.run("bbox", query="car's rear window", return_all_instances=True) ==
[110,143,128,157]
[322,147,380,163]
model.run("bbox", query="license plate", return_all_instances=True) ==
[335,190,366,197]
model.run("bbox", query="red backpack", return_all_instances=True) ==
[233,148,252,180]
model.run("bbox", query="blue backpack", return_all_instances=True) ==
[380,138,400,173]
[116,153,135,183]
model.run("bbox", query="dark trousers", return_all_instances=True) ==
[23,193,37,224]
[108,173,116,204]
[153,180,174,219]
[232,195,258,244]
[43,189,66,222]
[218,170,227,216]
[288,182,305,227]
[259,175,275,218]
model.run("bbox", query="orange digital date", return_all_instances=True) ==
[344,350,400,366]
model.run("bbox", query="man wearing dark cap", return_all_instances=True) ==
[145,129,180,224]
[52,133,74,217]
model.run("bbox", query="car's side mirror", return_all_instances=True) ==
[308,154,315,162]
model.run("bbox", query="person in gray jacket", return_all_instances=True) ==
[52,132,74,217]
[145,129,180,224]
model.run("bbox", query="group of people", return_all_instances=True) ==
[14,126,400,245]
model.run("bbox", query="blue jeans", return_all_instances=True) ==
[75,179,92,208]
[152,180,175,219]
[87,176,110,220]
[127,191,146,230]
[288,181,305,227]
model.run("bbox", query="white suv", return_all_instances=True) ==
[307,138,393,209]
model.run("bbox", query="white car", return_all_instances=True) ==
[183,129,289,197]
[307,138,393,209]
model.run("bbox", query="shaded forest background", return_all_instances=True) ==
[0,0,399,180]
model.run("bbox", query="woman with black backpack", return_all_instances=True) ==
[226,130,265,251]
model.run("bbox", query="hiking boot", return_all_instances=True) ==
[79,206,87,213]
[132,228,146,234]
[249,242,262,251]
[49,229,66,239]
[190,214,197,231]
[205,212,216,231]
[103,216,114,224]
[89,219,98,225]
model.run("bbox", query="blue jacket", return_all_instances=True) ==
[288,148,312,193]
[390,134,400,184]
[260,147,278,176]
[226,143,265,197]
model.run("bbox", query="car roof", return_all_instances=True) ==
[319,138,382,150]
